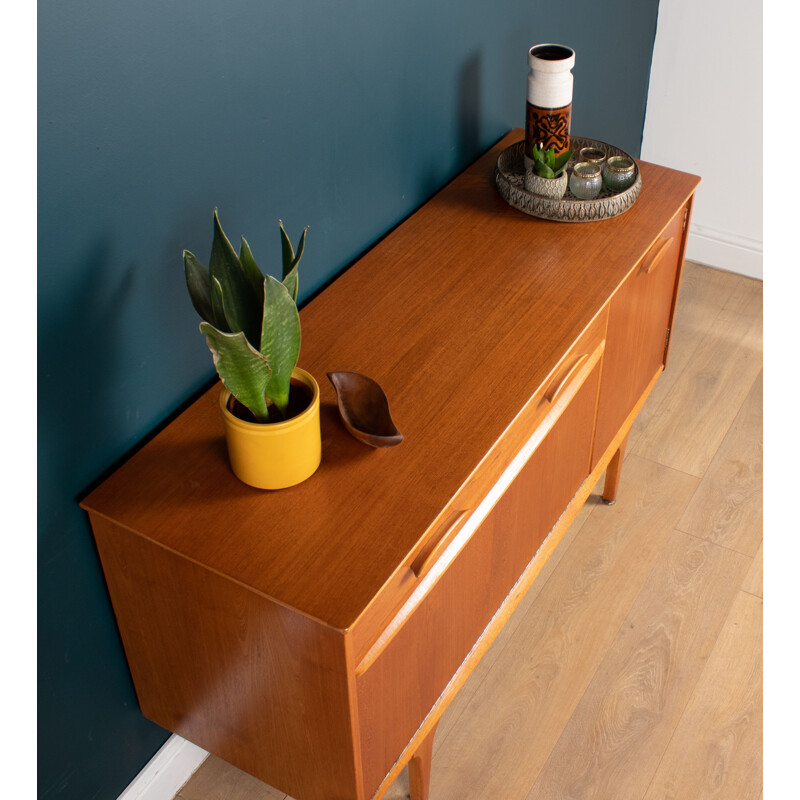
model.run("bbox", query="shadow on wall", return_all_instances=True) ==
[458,53,482,166]
[38,239,170,799]
[412,51,486,214]
[39,238,136,522]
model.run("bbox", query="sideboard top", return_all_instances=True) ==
[82,130,700,630]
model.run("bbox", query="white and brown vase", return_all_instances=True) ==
[524,44,575,169]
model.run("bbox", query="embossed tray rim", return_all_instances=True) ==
[494,136,642,222]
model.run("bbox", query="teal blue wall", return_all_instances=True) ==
[38,2,660,797]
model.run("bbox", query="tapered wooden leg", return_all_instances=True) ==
[602,433,629,505]
[408,722,438,800]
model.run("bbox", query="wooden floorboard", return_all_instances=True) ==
[174,263,763,800]
[524,530,750,800]
[178,755,288,800]
[641,590,762,800]
[677,370,763,557]
[427,458,698,800]
[741,541,763,599]
[631,269,762,477]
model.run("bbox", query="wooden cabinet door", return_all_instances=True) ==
[592,206,686,466]
[355,352,602,798]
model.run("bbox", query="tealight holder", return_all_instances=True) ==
[602,156,636,192]
[569,162,603,200]
[579,146,606,169]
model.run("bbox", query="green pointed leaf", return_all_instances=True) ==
[279,223,309,302]
[183,250,216,325]
[200,322,273,422]
[239,237,266,301]
[284,225,309,301]
[553,149,573,173]
[545,147,556,170]
[282,267,299,303]
[291,225,308,269]
[210,277,229,332]
[282,266,299,304]
[210,209,261,346]
[279,219,295,279]
[532,146,545,165]
[217,276,258,345]
[260,275,301,414]
[540,163,555,178]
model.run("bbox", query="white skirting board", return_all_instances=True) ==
[686,224,763,280]
[117,735,208,800]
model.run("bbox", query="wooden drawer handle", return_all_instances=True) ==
[641,237,674,275]
[411,509,471,580]
[356,507,471,676]
[544,353,589,405]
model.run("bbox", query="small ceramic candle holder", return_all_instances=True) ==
[579,147,606,169]
[569,162,603,200]
[602,156,636,192]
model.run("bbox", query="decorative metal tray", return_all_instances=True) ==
[494,136,642,222]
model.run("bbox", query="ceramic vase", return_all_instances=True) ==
[524,44,575,169]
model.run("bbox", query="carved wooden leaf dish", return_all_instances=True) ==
[327,371,403,448]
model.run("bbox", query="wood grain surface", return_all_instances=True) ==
[431,479,606,750]
[631,271,762,476]
[89,514,361,800]
[678,370,762,556]
[426,457,699,800]
[86,131,701,800]
[525,530,750,800]
[741,541,763,599]
[642,590,762,800]
[591,205,686,465]
[82,130,700,631]
[173,263,763,800]
[356,350,603,797]
[179,756,287,800]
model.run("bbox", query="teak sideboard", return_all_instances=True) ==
[82,130,701,800]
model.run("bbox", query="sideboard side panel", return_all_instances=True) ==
[88,513,360,800]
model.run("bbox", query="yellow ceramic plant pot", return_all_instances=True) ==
[219,368,321,490]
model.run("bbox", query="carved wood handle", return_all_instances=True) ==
[641,237,674,274]
[544,353,590,405]
[356,511,469,676]
[410,509,471,580]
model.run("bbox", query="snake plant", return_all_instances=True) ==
[183,210,309,422]
[531,144,573,178]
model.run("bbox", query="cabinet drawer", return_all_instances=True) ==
[350,310,609,664]
[354,332,604,798]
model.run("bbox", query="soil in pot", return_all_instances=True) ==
[227,378,313,424]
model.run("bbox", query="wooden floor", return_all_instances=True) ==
[174,262,763,800]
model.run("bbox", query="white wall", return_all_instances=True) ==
[641,0,762,279]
